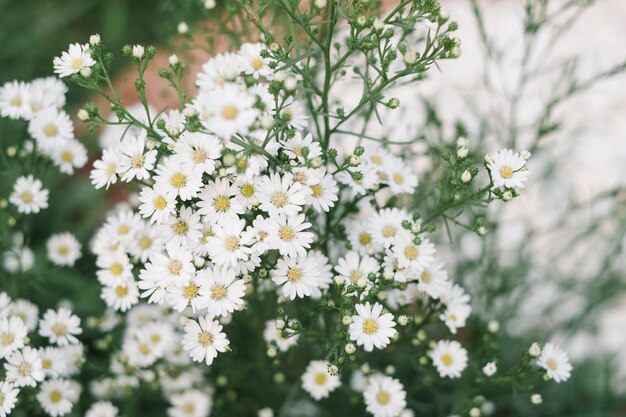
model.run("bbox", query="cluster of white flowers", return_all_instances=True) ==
[0,292,84,417]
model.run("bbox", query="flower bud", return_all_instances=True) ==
[284,76,297,92]
[349,155,360,166]
[469,408,481,417]
[373,18,385,31]
[177,22,189,34]
[487,320,499,333]
[315,0,326,8]
[345,343,356,354]
[456,146,468,159]
[169,54,179,66]
[259,114,275,130]
[484,153,493,163]
[531,394,542,405]
[342,316,352,325]
[183,104,197,117]
[403,51,417,65]
[89,34,101,45]
[77,109,89,121]
[529,342,541,357]
[80,67,92,77]
[502,191,513,201]
[482,362,497,377]
[204,0,216,9]
[461,170,472,183]
[521,149,532,160]
[132,45,145,59]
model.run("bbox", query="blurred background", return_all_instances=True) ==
[1,0,625,415]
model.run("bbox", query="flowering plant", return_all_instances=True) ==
[2,0,624,416]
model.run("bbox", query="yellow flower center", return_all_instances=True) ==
[314,373,326,385]
[287,268,302,282]
[376,391,390,405]
[193,149,207,164]
[131,155,145,168]
[118,224,130,235]
[225,236,240,252]
[110,263,123,276]
[393,173,405,185]
[52,323,67,336]
[198,331,213,347]
[214,195,231,212]
[139,236,152,250]
[58,246,69,256]
[106,163,117,176]
[10,96,22,106]
[293,171,307,184]
[500,166,513,179]
[183,403,195,414]
[441,353,454,367]
[18,362,32,376]
[221,105,238,120]
[42,358,53,369]
[170,173,187,188]
[183,283,199,299]
[153,196,167,210]
[241,184,254,198]
[358,232,372,246]
[271,192,287,207]
[279,226,295,241]
[71,58,84,70]
[168,260,183,275]
[421,271,431,283]
[362,319,378,334]
[61,151,73,162]
[139,343,151,355]
[382,225,396,238]
[211,284,227,300]
[0,332,14,346]
[310,184,323,198]
[370,155,383,165]
[43,123,58,137]
[546,358,558,371]
[173,220,188,236]
[21,192,33,203]
[49,390,63,403]
[251,57,265,70]
[151,334,161,343]
[115,286,128,297]
[404,246,418,260]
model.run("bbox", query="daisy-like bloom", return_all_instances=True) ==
[392,233,436,275]
[306,169,338,213]
[0,316,28,359]
[196,267,246,317]
[196,84,259,138]
[154,157,203,201]
[536,342,573,383]
[117,131,158,182]
[128,223,164,263]
[4,346,45,387]
[246,215,272,253]
[2,245,35,274]
[235,177,260,209]
[8,299,39,331]
[363,374,407,417]
[301,360,341,400]
[197,179,245,224]
[101,277,140,312]
[173,132,222,174]
[239,42,273,80]
[46,232,82,267]
[156,109,186,141]
[487,149,529,189]
[439,302,471,334]
[96,251,133,286]
[90,148,121,189]
[0,80,31,119]
[263,319,299,352]
[85,401,119,417]
[266,214,314,259]
[335,251,380,287]
[278,97,309,130]
[369,208,411,248]
[257,173,306,217]
[39,347,68,377]
[53,43,96,77]
[0,380,19,417]
[51,138,88,175]
[348,302,397,352]
[149,241,196,287]
[123,330,160,368]
[167,389,212,417]
[36,378,79,417]
[430,340,468,379]
[9,175,49,214]
[415,260,449,299]
[205,218,253,269]
[272,254,319,300]
[138,186,177,224]
[182,315,229,366]
[384,158,418,194]
[283,132,322,163]
[347,220,380,255]
[337,167,378,196]
[28,76,67,113]
[28,107,74,152]
[196,52,243,91]
[39,308,82,346]
[166,273,205,313]
[159,207,203,248]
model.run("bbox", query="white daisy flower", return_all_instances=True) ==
[4,346,45,387]
[0,380,19,417]
[197,267,246,317]
[166,274,205,313]
[306,169,338,213]
[46,232,82,267]
[279,97,309,130]
[9,175,49,214]
[128,223,164,263]
[159,207,203,248]
[0,316,28,359]
[138,186,177,224]
[487,149,529,189]
[335,251,380,287]
[283,132,322,164]
[96,252,133,286]
[0,80,31,119]
[101,278,139,312]
[123,330,160,368]
[53,43,96,77]
[430,340,468,379]
[39,347,68,377]
[90,148,121,189]
[154,157,203,201]
[117,131,158,182]
[415,260,449,299]
[239,42,273,79]
[234,177,260,209]
[246,215,272,253]
[347,220,380,255]
[196,52,243,91]
[536,342,572,383]
[266,213,314,259]
[384,158,418,194]
[439,302,471,334]
[8,299,39,331]
[182,315,229,366]
[167,389,212,417]
[28,107,74,152]
[28,76,67,113]
[392,233,436,274]
[173,131,222,174]
[148,241,195,287]
[38,308,82,346]
[85,401,119,417]
[301,360,341,400]
[36,378,79,417]
[205,218,253,269]
[51,138,88,175]
[197,179,244,224]
[272,254,319,300]
[348,302,396,352]
[257,173,306,217]
[363,374,407,417]
[369,208,410,248]
[196,84,259,138]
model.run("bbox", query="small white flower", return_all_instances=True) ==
[483,362,497,377]
[197,266,246,317]
[349,302,396,352]
[363,374,407,417]
[257,173,306,217]
[182,315,229,366]
[53,43,95,78]
[85,401,119,417]
[529,342,542,357]
[0,80,32,119]
[138,186,177,224]
[0,316,28,359]
[4,346,45,387]
[301,360,341,400]
[90,148,121,189]
[239,42,273,80]
[536,342,572,383]
[51,139,88,175]
[9,175,49,214]
[0,381,19,417]
[430,340,468,379]
[266,214,314,259]
[272,254,319,300]
[38,308,82,346]
[28,107,74,152]
[36,378,80,417]
[117,131,157,182]
[47,232,82,267]
[530,394,542,405]
[167,390,212,417]
[487,149,528,189]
